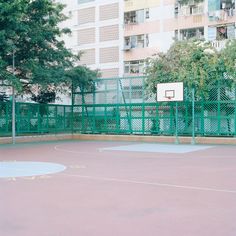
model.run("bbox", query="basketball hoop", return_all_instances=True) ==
[156,82,183,102]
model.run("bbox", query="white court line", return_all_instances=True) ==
[61,174,236,194]
[54,145,186,158]
[55,145,236,159]
[54,145,92,155]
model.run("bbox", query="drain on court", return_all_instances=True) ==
[101,143,213,154]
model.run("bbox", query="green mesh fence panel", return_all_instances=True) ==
[0,102,73,136]
[0,102,11,135]
[73,76,149,105]
[71,77,236,137]
[1,77,236,137]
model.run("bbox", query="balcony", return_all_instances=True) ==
[175,1,204,17]
[211,40,227,51]
[208,9,235,21]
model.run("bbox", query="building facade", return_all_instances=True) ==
[59,0,124,78]
[60,0,236,77]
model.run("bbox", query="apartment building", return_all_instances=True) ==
[60,0,236,77]
[59,0,124,78]
[123,0,175,76]
[124,0,236,75]
[175,0,235,47]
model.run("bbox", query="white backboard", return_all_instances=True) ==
[157,82,184,102]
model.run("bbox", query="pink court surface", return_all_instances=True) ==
[0,140,236,236]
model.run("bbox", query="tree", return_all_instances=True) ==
[31,90,56,104]
[145,39,232,134]
[216,40,236,134]
[146,39,236,134]
[65,66,100,92]
[221,40,236,80]
[0,0,78,91]
[145,40,222,99]
[0,93,9,102]
[65,65,100,107]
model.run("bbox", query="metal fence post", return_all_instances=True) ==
[234,86,236,136]
[71,81,74,134]
[191,87,196,145]
[142,103,145,134]
[175,102,179,144]
[12,86,16,144]
[12,50,16,144]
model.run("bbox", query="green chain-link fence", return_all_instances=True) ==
[0,102,73,136]
[0,76,236,137]
[72,77,236,137]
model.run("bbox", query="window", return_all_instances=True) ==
[220,0,235,17]
[221,0,235,11]
[208,24,235,41]
[208,0,235,21]
[216,25,235,40]
[175,30,179,40]
[124,34,148,50]
[124,37,131,48]
[137,35,145,48]
[145,34,149,47]
[123,86,143,100]
[78,0,94,4]
[145,9,150,19]
[124,60,144,74]
[217,26,227,40]
[124,9,145,24]
[179,2,204,16]
[174,3,179,17]
[179,27,204,40]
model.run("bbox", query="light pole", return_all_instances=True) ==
[12,49,16,144]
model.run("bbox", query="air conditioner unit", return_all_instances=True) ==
[208,11,214,17]
[123,44,131,51]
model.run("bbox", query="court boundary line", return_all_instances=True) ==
[99,144,213,154]
[54,143,236,159]
[54,145,93,155]
[54,144,189,158]
[61,174,236,194]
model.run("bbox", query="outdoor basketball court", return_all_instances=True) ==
[0,140,236,236]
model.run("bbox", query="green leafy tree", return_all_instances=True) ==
[221,40,236,80]
[65,65,100,107]
[65,66,100,93]
[30,90,55,118]
[145,40,234,134]
[64,65,100,130]
[31,90,56,104]
[0,93,9,102]
[215,40,236,133]
[0,0,78,91]
[145,40,223,99]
